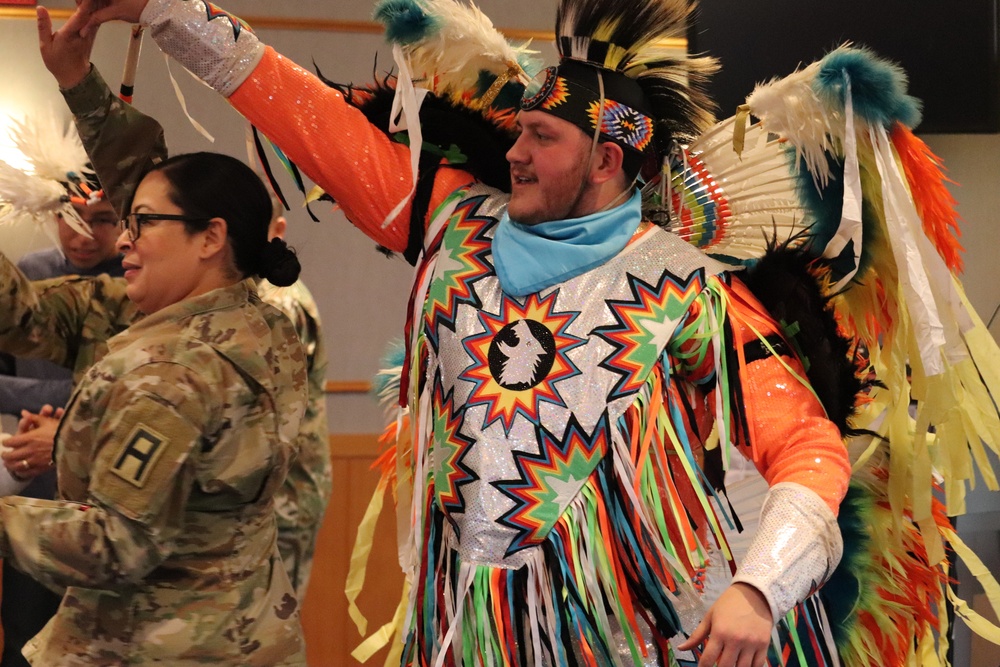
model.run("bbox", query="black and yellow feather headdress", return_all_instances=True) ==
[524,0,717,178]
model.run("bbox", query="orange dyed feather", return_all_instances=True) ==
[890,124,964,273]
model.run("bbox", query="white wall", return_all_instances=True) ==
[924,134,1000,339]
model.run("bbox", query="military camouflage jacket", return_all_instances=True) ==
[0,282,309,665]
[257,280,332,595]
[0,252,135,379]
[61,65,166,218]
[63,66,333,597]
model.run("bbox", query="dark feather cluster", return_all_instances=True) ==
[315,61,518,264]
[555,0,690,66]
[316,63,516,193]
[639,54,719,159]
[741,239,874,437]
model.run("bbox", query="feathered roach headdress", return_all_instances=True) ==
[522,0,718,179]
[0,110,105,238]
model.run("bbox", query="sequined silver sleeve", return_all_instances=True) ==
[731,482,843,624]
[141,0,264,97]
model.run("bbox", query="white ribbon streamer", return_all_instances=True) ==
[432,562,475,667]
[163,54,215,143]
[825,74,864,292]
[383,44,429,230]
[869,126,970,375]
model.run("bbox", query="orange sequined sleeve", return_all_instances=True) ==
[228,47,473,253]
[678,277,851,515]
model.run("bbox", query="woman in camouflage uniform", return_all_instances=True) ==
[0,153,309,666]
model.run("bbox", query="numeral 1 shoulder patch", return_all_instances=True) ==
[111,424,169,488]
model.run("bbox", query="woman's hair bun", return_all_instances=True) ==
[260,237,301,287]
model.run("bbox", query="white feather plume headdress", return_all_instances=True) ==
[374,0,540,113]
[0,109,102,238]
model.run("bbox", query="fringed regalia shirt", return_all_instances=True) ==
[230,44,850,667]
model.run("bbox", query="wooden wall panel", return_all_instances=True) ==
[301,434,404,666]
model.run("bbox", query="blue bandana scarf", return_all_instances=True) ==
[493,189,643,297]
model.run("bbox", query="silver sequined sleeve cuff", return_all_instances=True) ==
[731,482,843,624]
[141,0,264,97]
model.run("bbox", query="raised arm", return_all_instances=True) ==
[38,4,167,217]
[73,0,472,252]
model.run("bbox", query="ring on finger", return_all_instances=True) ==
[20,459,29,470]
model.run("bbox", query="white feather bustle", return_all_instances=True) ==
[393,0,534,104]
[0,110,96,238]
[745,61,843,187]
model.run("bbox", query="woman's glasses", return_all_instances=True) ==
[120,213,210,242]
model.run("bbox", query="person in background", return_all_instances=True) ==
[18,196,121,280]
[0,151,308,665]
[40,32,333,597]
[257,196,332,598]
[0,120,124,667]
[0,140,123,419]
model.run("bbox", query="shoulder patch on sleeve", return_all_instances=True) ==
[111,424,168,488]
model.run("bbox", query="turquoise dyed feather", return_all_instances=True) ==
[373,0,440,45]
[815,46,923,129]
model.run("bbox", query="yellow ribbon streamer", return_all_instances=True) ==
[732,104,752,157]
[944,526,1000,644]
[304,184,327,205]
[345,473,390,636]
[350,581,411,664]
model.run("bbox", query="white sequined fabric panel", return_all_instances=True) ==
[427,195,733,568]
[144,0,264,96]
[731,481,843,622]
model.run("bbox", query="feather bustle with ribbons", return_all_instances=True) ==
[649,42,1000,664]
[374,0,538,112]
[254,0,541,263]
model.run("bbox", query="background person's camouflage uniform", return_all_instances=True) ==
[258,280,331,596]
[63,67,333,599]
[0,253,135,373]
[0,276,309,665]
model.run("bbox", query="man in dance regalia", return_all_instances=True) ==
[42,0,1000,664]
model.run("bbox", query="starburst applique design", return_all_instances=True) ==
[493,413,610,556]
[593,270,706,401]
[204,2,252,41]
[540,76,570,110]
[461,290,584,434]
[588,100,654,152]
[522,67,570,111]
[422,195,495,351]
[431,376,478,537]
